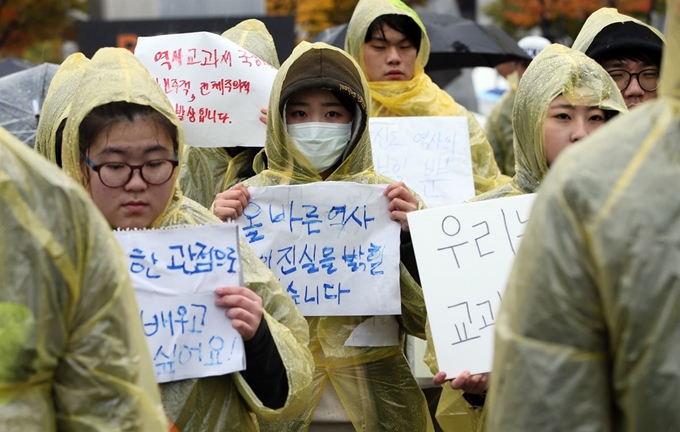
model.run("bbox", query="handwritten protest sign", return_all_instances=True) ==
[369,117,475,208]
[114,224,245,383]
[407,194,536,376]
[235,182,401,316]
[135,31,277,148]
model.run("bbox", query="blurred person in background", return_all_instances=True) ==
[487,2,680,430]
[573,7,665,109]
[485,35,551,176]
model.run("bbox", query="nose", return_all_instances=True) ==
[386,46,401,64]
[571,119,588,142]
[622,75,645,105]
[123,167,148,192]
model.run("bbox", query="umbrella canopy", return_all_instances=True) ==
[313,12,530,69]
[0,57,36,78]
[0,63,58,148]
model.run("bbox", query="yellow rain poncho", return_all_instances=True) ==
[34,52,89,165]
[424,43,627,432]
[486,1,680,430]
[572,7,665,55]
[484,73,518,176]
[180,19,279,209]
[0,127,167,430]
[60,47,313,432]
[242,41,432,431]
[345,0,508,195]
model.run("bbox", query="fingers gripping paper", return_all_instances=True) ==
[114,224,246,383]
[235,182,402,316]
[408,194,535,376]
[135,31,277,148]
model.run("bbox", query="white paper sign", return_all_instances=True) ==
[235,182,401,316]
[135,31,277,148]
[369,116,475,207]
[114,224,246,383]
[407,194,536,376]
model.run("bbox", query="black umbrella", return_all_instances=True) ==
[0,63,59,148]
[312,12,530,70]
[0,57,36,78]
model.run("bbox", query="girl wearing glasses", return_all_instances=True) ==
[56,47,313,432]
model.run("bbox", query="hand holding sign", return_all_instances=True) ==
[384,181,419,232]
[215,286,263,341]
[235,182,402,316]
[214,184,251,221]
[114,224,246,383]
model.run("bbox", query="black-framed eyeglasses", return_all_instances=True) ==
[82,153,178,188]
[607,68,660,92]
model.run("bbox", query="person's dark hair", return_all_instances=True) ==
[597,49,661,69]
[603,109,620,121]
[55,118,67,168]
[365,14,422,53]
[79,102,179,157]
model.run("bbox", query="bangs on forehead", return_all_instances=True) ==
[364,14,421,51]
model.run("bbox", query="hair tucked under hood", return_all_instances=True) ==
[35,52,89,164]
[259,41,378,184]
[472,44,628,201]
[61,47,186,228]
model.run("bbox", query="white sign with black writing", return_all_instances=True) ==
[370,116,475,207]
[408,194,536,376]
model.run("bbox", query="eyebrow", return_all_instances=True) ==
[548,104,576,109]
[369,34,410,44]
[96,143,170,157]
[287,101,344,107]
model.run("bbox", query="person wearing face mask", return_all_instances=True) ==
[572,7,665,109]
[425,44,627,432]
[179,19,280,209]
[55,47,314,432]
[213,42,433,432]
[344,0,509,196]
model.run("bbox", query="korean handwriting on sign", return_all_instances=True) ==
[259,242,386,277]
[153,48,272,71]
[142,303,234,377]
[436,209,528,268]
[241,200,376,244]
[175,104,231,124]
[448,291,503,346]
[285,281,351,306]
[127,242,237,279]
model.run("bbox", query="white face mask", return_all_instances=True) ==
[287,122,352,173]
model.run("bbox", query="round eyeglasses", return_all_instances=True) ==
[607,69,660,92]
[82,154,178,188]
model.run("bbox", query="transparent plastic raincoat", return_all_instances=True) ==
[472,44,627,201]
[344,0,508,195]
[241,41,432,431]
[34,52,89,165]
[180,19,280,209]
[487,2,680,430]
[572,7,665,55]
[423,44,627,432]
[59,47,313,432]
[484,73,518,176]
[0,127,167,431]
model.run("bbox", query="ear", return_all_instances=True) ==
[79,156,92,191]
